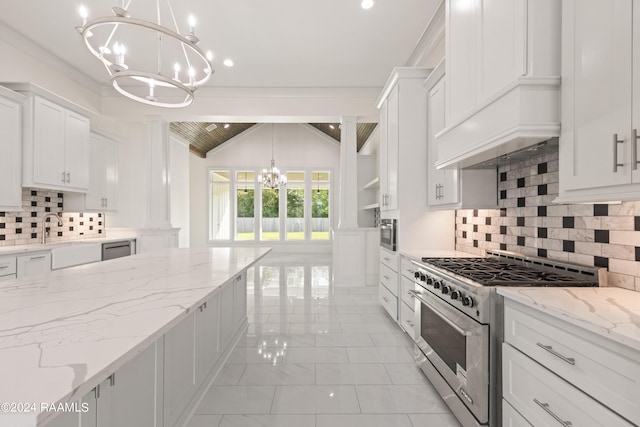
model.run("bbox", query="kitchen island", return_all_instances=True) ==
[0,247,271,427]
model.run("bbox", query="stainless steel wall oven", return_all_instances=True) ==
[380,219,397,251]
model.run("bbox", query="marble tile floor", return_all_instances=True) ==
[187,253,461,427]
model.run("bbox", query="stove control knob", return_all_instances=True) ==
[414,272,420,279]
[433,280,441,289]
[420,274,426,282]
[426,277,433,285]
[462,296,474,307]
[450,290,460,300]
[441,285,450,295]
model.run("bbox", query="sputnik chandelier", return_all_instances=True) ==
[76,0,213,108]
[258,124,287,189]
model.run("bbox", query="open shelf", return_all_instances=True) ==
[362,203,380,210]
[363,177,380,190]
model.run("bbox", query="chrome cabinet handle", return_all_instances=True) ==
[0,266,8,270]
[536,343,575,365]
[61,172,66,183]
[406,320,414,327]
[534,399,572,426]
[613,134,624,172]
[382,296,389,302]
[633,129,640,170]
[66,172,71,183]
[109,373,115,387]
[30,256,46,261]
[383,275,390,280]
[94,385,100,399]
[408,290,472,336]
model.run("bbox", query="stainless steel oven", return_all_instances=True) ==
[410,279,490,426]
[380,219,397,251]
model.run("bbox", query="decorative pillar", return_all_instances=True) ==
[337,116,358,228]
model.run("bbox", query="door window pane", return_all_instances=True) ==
[210,170,230,240]
[286,171,305,240]
[311,171,330,240]
[261,188,280,240]
[236,171,255,240]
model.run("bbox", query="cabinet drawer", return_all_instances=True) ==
[378,283,397,320]
[0,257,17,276]
[399,301,415,340]
[400,258,417,280]
[503,344,633,427]
[379,248,398,271]
[502,399,532,427]
[379,263,398,296]
[504,301,640,424]
[400,276,416,307]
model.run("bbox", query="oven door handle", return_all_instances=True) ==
[408,290,473,337]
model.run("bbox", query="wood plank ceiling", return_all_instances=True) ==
[170,122,378,158]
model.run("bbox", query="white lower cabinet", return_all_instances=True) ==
[16,252,51,278]
[378,248,399,321]
[502,399,532,427]
[195,292,221,384]
[502,298,639,426]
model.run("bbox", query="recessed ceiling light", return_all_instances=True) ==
[361,0,375,9]
[205,123,217,131]
[223,123,230,129]
[223,59,234,67]
[329,124,335,130]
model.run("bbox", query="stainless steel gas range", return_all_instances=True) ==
[409,250,601,427]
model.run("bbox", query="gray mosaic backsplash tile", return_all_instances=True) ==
[0,188,104,246]
[456,146,640,291]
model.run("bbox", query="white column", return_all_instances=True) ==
[337,116,358,228]
[145,117,171,229]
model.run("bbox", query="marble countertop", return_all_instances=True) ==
[0,236,138,257]
[0,246,271,426]
[498,287,640,350]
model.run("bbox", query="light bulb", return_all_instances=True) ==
[174,63,180,80]
[79,4,88,26]
[188,14,196,33]
[188,67,195,85]
[223,59,234,67]
[361,0,375,9]
[206,50,213,61]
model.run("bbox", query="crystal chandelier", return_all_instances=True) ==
[258,124,287,189]
[76,0,213,108]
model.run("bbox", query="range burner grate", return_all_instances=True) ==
[420,257,599,287]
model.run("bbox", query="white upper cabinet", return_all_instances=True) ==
[377,68,431,212]
[437,0,561,169]
[0,87,25,211]
[557,0,640,203]
[4,83,92,193]
[426,61,497,210]
[66,132,119,212]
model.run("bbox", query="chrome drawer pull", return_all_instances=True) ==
[534,399,572,426]
[536,343,575,365]
[613,134,624,172]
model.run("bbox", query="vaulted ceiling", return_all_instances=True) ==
[171,122,378,158]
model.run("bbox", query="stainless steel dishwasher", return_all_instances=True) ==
[101,240,133,261]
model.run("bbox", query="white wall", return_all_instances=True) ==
[189,123,341,250]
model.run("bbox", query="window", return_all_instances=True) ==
[210,170,231,240]
[286,172,305,240]
[311,171,330,240]
[209,168,331,242]
[236,171,255,240]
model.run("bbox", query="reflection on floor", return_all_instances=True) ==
[187,253,462,427]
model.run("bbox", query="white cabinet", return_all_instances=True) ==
[65,132,119,212]
[16,252,51,278]
[220,272,247,347]
[195,293,221,384]
[425,61,497,210]
[3,84,92,193]
[377,68,431,211]
[503,298,640,426]
[557,0,640,203]
[0,87,25,211]
[0,256,17,281]
[437,0,560,169]
[378,248,399,321]
[163,312,196,427]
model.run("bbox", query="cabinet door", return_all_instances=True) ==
[385,85,399,211]
[85,134,107,210]
[110,343,157,427]
[45,410,79,427]
[446,0,477,122]
[33,96,66,187]
[163,313,196,427]
[103,139,118,211]
[220,280,235,347]
[428,76,459,207]
[16,253,51,278]
[0,94,22,210]
[560,0,633,191]
[233,273,247,327]
[633,1,640,184]
[379,101,389,209]
[195,294,220,384]
[64,111,90,191]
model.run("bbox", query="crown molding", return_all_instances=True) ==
[406,0,445,67]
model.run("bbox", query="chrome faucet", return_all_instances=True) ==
[41,213,63,244]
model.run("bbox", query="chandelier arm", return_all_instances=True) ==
[102,0,132,54]
[164,0,194,76]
